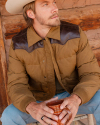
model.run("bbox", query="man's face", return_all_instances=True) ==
[34,0,60,27]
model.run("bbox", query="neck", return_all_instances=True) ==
[33,21,51,38]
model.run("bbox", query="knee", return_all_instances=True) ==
[1,104,14,122]
[1,104,29,125]
[90,90,100,104]
[1,104,22,124]
[82,90,100,111]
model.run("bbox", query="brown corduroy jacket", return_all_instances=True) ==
[8,21,100,113]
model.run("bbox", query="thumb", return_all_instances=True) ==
[45,97,58,104]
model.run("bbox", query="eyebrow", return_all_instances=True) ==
[40,1,49,5]
[39,0,56,5]
[40,0,56,4]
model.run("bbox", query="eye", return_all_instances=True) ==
[43,3,48,6]
[53,1,56,4]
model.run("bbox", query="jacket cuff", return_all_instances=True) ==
[72,88,89,105]
[20,96,36,113]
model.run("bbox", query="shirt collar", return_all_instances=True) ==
[27,25,61,47]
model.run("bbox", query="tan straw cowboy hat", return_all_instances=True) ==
[5,0,35,14]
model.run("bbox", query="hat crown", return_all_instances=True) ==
[6,0,35,14]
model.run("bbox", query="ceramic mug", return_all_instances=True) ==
[46,99,72,125]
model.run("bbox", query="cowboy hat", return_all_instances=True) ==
[5,0,35,14]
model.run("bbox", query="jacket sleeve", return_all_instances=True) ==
[72,27,100,105]
[7,41,36,113]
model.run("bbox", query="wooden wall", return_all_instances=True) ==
[0,0,100,116]
[0,14,8,121]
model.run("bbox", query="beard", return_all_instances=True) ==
[35,13,61,27]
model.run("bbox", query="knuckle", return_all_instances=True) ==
[63,109,68,114]
[48,113,53,119]
[44,112,47,116]
[38,108,42,113]
[46,107,51,112]
[61,111,65,116]
[49,114,52,119]
[43,106,46,110]
[64,111,67,114]
[45,117,52,124]
[41,104,44,109]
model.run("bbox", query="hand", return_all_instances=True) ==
[59,94,82,125]
[26,97,59,125]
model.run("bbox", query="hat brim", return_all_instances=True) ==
[6,0,35,14]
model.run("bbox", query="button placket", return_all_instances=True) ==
[42,39,47,79]
[40,41,43,45]
[43,38,56,95]
[45,37,62,85]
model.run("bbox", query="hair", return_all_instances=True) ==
[23,1,35,27]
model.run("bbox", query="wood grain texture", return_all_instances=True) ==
[0,16,8,114]
[2,15,27,39]
[59,5,100,31]
[56,0,100,9]
[1,4,100,40]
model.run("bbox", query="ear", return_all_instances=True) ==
[26,10,35,19]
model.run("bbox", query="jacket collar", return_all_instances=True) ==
[27,25,61,47]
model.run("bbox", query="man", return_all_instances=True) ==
[1,0,100,125]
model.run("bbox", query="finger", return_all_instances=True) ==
[66,117,73,125]
[60,99,68,109]
[43,110,58,121]
[43,105,54,114]
[67,105,72,111]
[45,97,58,104]
[60,113,70,125]
[39,118,48,125]
[42,105,58,120]
[42,116,57,125]
[66,111,77,125]
[59,109,68,120]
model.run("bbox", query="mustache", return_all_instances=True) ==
[49,13,59,19]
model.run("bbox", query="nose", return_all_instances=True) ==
[51,3,58,14]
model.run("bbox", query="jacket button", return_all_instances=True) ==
[40,41,43,45]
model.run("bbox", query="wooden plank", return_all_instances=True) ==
[59,5,100,31]
[0,54,7,113]
[2,15,27,39]
[57,0,100,9]
[0,15,8,113]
